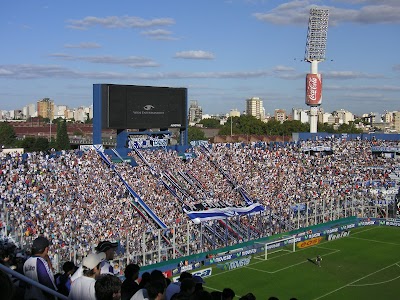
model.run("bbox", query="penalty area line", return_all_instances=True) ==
[312,261,400,300]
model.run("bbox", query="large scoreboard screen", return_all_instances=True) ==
[102,84,187,129]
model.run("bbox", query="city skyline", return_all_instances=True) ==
[1,0,399,116]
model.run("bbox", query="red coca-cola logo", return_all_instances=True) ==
[306,74,322,105]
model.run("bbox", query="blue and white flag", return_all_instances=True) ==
[184,203,264,224]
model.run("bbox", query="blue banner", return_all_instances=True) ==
[184,203,264,224]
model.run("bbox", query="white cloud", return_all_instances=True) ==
[140,29,177,40]
[48,53,159,68]
[0,64,271,80]
[66,16,175,30]
[0,68,13,75]
[326,84,400,91]
[64,42,101,49]
[174,51,215,60]
[253,0,400,26]
[273,65,296,72]
[325,71,384,79]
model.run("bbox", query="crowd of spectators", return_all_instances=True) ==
[0,139,399,272]
[1,235,257,299]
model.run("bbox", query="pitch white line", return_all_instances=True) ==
[349,262,400,287]
[349,275,400,287]
[348,236,400,246]
[351,226,379,235]
[313,261,400,300]
[246,249,341,274]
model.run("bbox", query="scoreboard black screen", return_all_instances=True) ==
[104,84,187,129]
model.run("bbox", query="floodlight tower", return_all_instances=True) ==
[304,8,329,133]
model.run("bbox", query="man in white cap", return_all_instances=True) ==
[68,253,103,300]
[70,240,115,282]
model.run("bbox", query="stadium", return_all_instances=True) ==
[1,83,400,299]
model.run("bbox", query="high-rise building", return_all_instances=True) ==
[74,106,88,123]
[292,108,310,123]
[37,98,54,119]
[335,109,354,124]
[55,105,67,119]
[188,100,203,123]
[22,104,36,119]
[394,111,400,133]
[274,109,286,123]
[229,109,240,118]
[246,97,264,120]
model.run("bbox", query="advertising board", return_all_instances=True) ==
[305,73,322,105]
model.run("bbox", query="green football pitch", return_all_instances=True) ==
[203,226,400,299]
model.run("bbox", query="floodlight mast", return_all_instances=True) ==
[304,8,329,133]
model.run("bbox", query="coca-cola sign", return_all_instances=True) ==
[305,73,322,105]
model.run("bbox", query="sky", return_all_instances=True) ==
[1,0,399,117]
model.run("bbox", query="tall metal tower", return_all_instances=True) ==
[304,8,329,133]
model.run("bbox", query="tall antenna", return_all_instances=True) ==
[304,8,329,133]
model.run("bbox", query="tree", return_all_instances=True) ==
[0,122,17,146]
[56,119,71,150]
[264,119,282,136]
[188,126,206,142]
[236,115,266,135]
[33,137,49,152]
[218,116,242,136]
[85,113,92,124]
[20,137,36,152]
[73,130,83,136]
[280,120,309,136]
[199,118,221,128]
[337,122,363,134]
[317,122,336,133]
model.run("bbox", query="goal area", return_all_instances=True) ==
[255,235,296,260]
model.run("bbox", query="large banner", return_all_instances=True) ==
[128,135,170,149]
[183,203,265,224]
[305,73,322,105]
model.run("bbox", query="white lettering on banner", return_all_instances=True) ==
[214,254,233,263]
[341,224,355,230]
[180,264,193,272]
[325,228,339,234]
[308,76,318,101]
[285,237,301,244]
[307,233,321,239]
[152,139,168,147]
[385,221,400,227]
[266,242,282,250]
[327,231,350,241]
[241,249,257,256]
[358,221,375,226]
[227,257,251,270]
[190,140,209,147]
[386,218,399,222]
[191,268,212,278]
[296,232,306,237]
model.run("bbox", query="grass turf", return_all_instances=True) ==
[203,226,400,299]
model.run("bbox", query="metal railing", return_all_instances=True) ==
[0,263,68,300]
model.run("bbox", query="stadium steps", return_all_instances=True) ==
[96,149,168,229]
[226,219,248,239]
[218,219,242,240]
[203,223,227,245]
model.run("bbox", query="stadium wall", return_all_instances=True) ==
[136,217,357,274]
[292,132,400,141]
[135,216,400,279]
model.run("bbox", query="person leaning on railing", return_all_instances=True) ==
[23,236,57,300]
